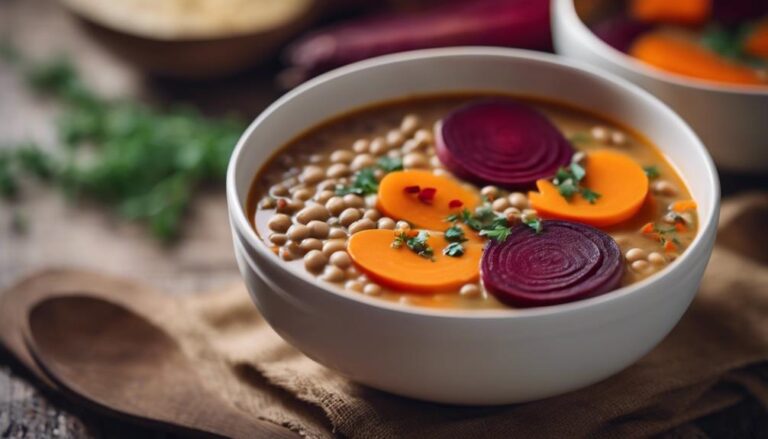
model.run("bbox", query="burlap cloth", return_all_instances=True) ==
[3,193,768,438]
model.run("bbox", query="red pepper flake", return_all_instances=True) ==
[276,199,288,210]
[418,187,437,204]
[448,199,463,209]
[403,185,421,194]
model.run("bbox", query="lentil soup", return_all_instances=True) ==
[246,94,697,310]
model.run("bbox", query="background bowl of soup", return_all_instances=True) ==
[227,47,719,405]
[552,0,768,174]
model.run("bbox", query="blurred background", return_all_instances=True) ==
[0,0,766,437]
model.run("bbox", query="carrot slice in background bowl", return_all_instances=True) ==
[377,170,480,231]
[529,150,649,228]
[347,229,483,293]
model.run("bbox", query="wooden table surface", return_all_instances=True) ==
[1,0,767,437]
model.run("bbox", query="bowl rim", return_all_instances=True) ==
[227,46,720,319]
[556,0,768,96]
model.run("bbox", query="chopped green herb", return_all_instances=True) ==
[0,152,19,199]
[444,224,467,242]
[377,156,403,172]
[15,144,54,180]
[643,165,660,180]
[443,242,465,257]
[336,168,379,196]
[479,225,511,242]
[553,162,601,204]
[523,216,543,234]
[392,230,407,249]
[406,230,435,260]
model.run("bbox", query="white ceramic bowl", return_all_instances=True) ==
[552,0,768,173]
[227,47,720,405]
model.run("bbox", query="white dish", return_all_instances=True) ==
[227,47,720,405]
[552,0,768,173]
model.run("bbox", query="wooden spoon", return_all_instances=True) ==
[26,295,297,438]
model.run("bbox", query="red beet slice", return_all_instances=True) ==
[436,99,574,190]
[283,0,551,82]
[591,15,654,53]
[481,220,624,307]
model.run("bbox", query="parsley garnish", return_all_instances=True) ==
[443,242,465,257]
[523,216,543,234]
[479,225,511,242]
[336,168,379,196]
[446,203,545,241]
[444,224,467,242]
[553,162,601,204]
[643,165,660,180]
[377,156,403,172]
[407,230,435,260]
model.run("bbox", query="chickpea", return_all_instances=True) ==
[631,260,650,273]
[322,239,347,257]
[625,248,646,262]
[363,283,382,296]
[521,209,538,223]
[270,183,289,197]
[330,150,354,164]
[591,126,609,142]
[492,197,511,212]
[377,217,396,230]
[301,238,324,252]
[503,207,521,218]
[296,204,331,224]
[293,188,313,202]
[610,131,626,146]
[365,195,378,208]
[363,209,380,221]
[346,265,360,277]
[652,180,677,197]
[460,284,481,298]
[352,139,369,153]
[300,165,325,184]
[481,185,499,200]
[267,214,292,233]
[414,128,433,145]
[402,139,421,154]
[304,250,327,273]
[386,129,404,148]
[260,197,276,209]
[339,207,362,226]
[325,196,346,216]
[343,194,365,208]
[430,156,442,168]
[307,220,330,239]
[349,218,376,235]
[403,152,428,169]
[387,149,402,159]
[345,280,363,292]
[316,179,338,192]
[327,217,340,227]
[508,192,528,209]
[315,190,335,204]
[350,154,376,171]
[395,220,410,231]
[268,233,287,246]
[369,137,388,156]
[330,251,352,269]
[327,163,351,179]
[321,265,345,282]
[648,252,666,266]
[400,114,420,135]
[287,224,310,242]
[328,227,347,239]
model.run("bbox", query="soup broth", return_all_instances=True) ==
[247,94,697,310]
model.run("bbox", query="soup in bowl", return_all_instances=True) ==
[227,48,719,404]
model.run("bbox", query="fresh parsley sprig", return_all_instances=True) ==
[392,230,435,261]
[447,204,543,242]
[553,162,601,204]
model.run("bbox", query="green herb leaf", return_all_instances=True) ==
[557,179,578,200]
[15,144,54,180]
[0,151,19,199]
[552,162,601,204]
[523,216,543,234]
[444,224,467,242]
[336,167,378,196]
[643,165,660,180]
[580,187,601,204]
[443,242,465,257]
[479,225,511,242]
[406,230,435,260]
[377,156,403,173]
[570,162,586,181]
[392,230,407,249]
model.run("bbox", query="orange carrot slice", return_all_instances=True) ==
[745,19,768,59]
[377,170,480,231]
[528,150,649,228]
[630,30,767,86]
[671,199,697,212]
[630,0,710,25]
[347,229,483,293]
